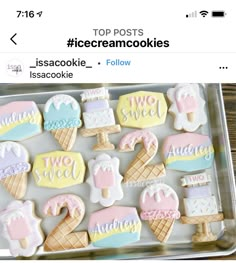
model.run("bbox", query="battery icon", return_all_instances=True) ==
[211,11,226,17]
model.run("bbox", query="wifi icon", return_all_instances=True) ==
[199,10,208,17]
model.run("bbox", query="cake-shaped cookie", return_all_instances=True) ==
[180,173,224,242]
[80,87,121,150]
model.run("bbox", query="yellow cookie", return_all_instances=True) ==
[32,151,85,188]
[116,91,167,128]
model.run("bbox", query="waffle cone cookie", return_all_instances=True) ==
[119,130,165,185]
[51,127,77,151]
[0,142,31,199]
[1,173,27,199]
[149,218,175,243]
[140,184,180,243]
[43,194,88,252]
[44,95,82,151]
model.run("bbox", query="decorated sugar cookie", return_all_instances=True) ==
[0,200,43,257]
[80,87,121,151]
[87,154,123,207]
[119,130,165,185]
[162,133,214,172]
[167,83,207,132]
[32,151,85,188]
[116,91,168,128]
[0,101,42,141]
[43,194,88,251]
[44,94,82,151]
[88,206,142,247]
[180,173,224,242]
[0,142,31,199]
[140,184,180,243]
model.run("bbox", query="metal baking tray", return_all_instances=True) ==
[0,83,235,260]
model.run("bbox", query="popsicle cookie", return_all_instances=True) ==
[167,83,207,132]
[44,94,82,151]
[0,142,31,199]
[0,200,43,257]
[87,154,123,207]
[0,101,42,141]
[88,206,142,247]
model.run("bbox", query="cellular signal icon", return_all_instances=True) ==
[199,10,208,17]
[186,11,197,18]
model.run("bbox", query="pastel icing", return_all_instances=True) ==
[184,185,211,198]
[116,91,167,128]
[87,154,123,207]
[162,133,214,172]
[83,109,115,129]
[119,130,158,151]
[43,194,84,218]
[181,172,211,187]
[167,83,207,132]
[81,87,109,102]
[0,142,30,180]
[88,206,142,247]
[183,196,218,217]
[84,99,109,112]
[0,200,43,257]
[0,101,42,141]
[140,183,180,220]
[44,94,82,130]
[32,151,85,188]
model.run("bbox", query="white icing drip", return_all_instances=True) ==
[81,87,109,102]
[93,161,114,175]
[141,183,178,204]
[44,94,79,112]
[0,142,25,158]
[176,86,196,101]
[4,211,24,225]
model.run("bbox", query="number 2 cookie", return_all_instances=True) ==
[119,130,165,185]
[43,194,88,251]
[167,83,207,132]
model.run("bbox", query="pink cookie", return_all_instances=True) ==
[88,206,142,247]
[167,83,207,132]
[139,183,180,243]
[0,200,43,257]
[87,154,123,207]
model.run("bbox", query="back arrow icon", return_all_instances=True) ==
[10,33,17,45]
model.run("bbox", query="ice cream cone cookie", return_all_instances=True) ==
[116,91,167,128]
[140,184,180,243]
[0,200,43,257]
[44,94,82,151]
[87,154,123,207]
[0,101,42,141]
[88,206,142,248]
[43,194,88,251]
[119,130,165,185]
[0,142,31,199]
[32,151,86,189]
[162,133,214,172]
[167,83,207,132]
[80,87,121,151]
